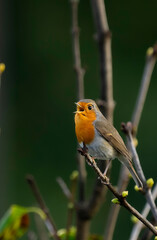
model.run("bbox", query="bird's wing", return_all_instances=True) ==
[95,116,132,162]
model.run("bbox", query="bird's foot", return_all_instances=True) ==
[86,156,95,166]
[102,159,112,176]
[77,143,88,156]
[77,147,88,156]
[98,175,109,185]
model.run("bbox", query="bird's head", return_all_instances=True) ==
[75,99,99,121]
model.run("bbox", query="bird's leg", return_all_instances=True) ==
[77,143,94,166]
[103,159,112,176]
[83,142,88,153]
[77,143,88,156]
[82,143,94,166]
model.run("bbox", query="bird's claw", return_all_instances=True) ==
[98,175,109,185]
[77,148,86,156]
[77,144,88,156]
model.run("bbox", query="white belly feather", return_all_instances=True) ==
[79,130,117,160]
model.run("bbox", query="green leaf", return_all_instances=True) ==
[58,227,102,240]
[58,227,76,240]
[0,205,46,240]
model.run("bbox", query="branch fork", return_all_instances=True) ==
[77,150,157,236]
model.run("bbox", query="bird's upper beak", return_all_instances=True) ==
[75,102,82,107]
[74,102,84,114]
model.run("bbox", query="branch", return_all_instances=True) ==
[34,214,49,240]
[66,172,78,239]
[71,0,85,100]
[26,175,61,240]
[90,0,116,238]
[122,122,157,222]
[104,165,130,240]
[105,43,157,239]
[57,176,78,240]
[70,0,86,204]
[90,0,115,121]
[56,177,76,206]
[132,44,157,135]
[79,151,157,236]
[83,0,114,224]
[70,1,89,238]
[129,183,157,240]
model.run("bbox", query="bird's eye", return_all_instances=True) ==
[88,105,93,110]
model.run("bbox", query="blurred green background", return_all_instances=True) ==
[0,0,157,239]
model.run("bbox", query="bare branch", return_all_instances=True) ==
[70,0,86,204]
[34,214,49,240]
[129,183,157,240]
[122,122,157,222]
[104,165,130,240]
[83,1,115,238]
[132,44,157,135]
[65,172,78,240]
[56,177,75,205]
[105,44,157,239]
[89,0,114,219]
[76,154,86,202]
[70,1,89,238]
[71,0,85,100]
[79,151,157,236]
[26,175,61,240]
[90,0,115,121]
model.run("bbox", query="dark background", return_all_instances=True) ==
[0,0,157,239]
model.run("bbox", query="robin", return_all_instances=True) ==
[74,99,142,188]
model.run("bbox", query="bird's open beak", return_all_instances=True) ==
[75,102,82,107]
[74,102,85,114]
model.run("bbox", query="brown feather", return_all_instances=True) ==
[95,115,132,162]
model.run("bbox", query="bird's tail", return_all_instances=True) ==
[120,157,143,189]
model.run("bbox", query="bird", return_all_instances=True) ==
[74,99,142,188]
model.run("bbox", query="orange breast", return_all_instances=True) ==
[75,113,96,144]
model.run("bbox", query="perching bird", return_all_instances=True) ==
[74,99,142,188]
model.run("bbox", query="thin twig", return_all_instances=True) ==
[26,175,61,240]
[90,1,115,239]
[65,172,78,240]
[105,44,157,239]
[71,0,85,100]
[34,214,49,240]
[87,0,115,235]
[140,225,154,240]
[122,122,157,222]
[70,1,90,239]
[129,183,157,240]
[90,0,115,121]
[56,177,76,206]
[132,44,157,135]
[57,177,76,240]
[79,151,157,236]
[104,165,130,240]
[76,154,86,202]
[70,0,86,204]
[27,231,37,240]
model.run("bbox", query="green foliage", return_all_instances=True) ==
[57,227,102,240]
[111,198,120,204]
[58,227,76,240]
[147,178,154,188]
[122,191,128,198]
[0,205,46,240]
